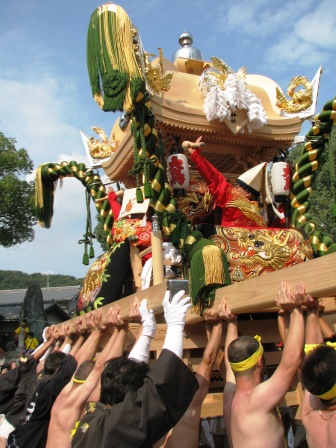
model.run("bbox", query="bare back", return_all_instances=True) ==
[46,386,83,448]
[302,392,336,448]
[303,409,336,448]
[46,369,101,448]
[230,387,286,448]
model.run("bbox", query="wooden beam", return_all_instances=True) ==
[59,253,336,331]
[212,253,336,314]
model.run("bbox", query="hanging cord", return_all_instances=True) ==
[128,105,154,202]
[129,115,144,202]
[138,105,154,198]
[78,189,96,265]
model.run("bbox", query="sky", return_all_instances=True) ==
[1,0,336,279]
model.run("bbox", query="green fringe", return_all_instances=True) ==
[144,182,154,199]
[101,71,128,112]
[136,187,144,203]
[82,253,89,265]
[89,246,95,258]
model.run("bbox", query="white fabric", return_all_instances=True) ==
[31,342,45,356]
[40,346,53,361]
[31,326,50,356]
[128,335,152,363]
[61,343,72,355]
[141,257,153,290]
[0,417,15,438]
[128,299,157,363]
[42,326,48,342]
[162,242,182,263]
[162,290,191,359]
[118,188,149,219]
[199,66,267,132]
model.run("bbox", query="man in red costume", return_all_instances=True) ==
[185,137,271,227]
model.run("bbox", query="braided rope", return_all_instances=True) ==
[290,97,336,256]
[35,161,115,248]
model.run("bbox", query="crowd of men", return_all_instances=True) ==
[0,282,335,448]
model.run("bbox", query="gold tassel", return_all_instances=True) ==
[202,245,224,286]
[35,166,44,211]
[100,4,143,112]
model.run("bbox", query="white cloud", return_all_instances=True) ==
[214,0,315,37]
[264,35,330,70]
[294,0,336,48]
[0,77,86,164]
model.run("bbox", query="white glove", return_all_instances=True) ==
[42,326,49,343]
[128,299,156,363]
[31,326,50,356]
[162,290,191,358]
[139,299,157,338]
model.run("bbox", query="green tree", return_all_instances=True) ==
[0,270,83,289]
[0,132,36,247]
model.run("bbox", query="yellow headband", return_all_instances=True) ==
[230,335,264,372]
[305,341,336,355]
[304,343,321,355]
[73,378,86,384]
[306,342,336,400]
[318,383,336,401]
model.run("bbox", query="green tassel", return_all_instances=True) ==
[82,253,89,265]
[189,246,231,315]
[144,182,154,199]
[136,187,144,203]
[89,246,95,258]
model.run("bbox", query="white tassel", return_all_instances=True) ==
[203,86,230,121]
[246,90,267,130]
[200,69,267,130]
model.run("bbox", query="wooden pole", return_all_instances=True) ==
[94,189,124,203]
[151,215,164,285]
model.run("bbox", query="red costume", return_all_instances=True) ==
[191,150,266,227]
[108,191,152,249]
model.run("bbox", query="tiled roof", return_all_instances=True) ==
[0,305,22,320]
[0,286,81,306]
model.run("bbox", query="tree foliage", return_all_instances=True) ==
[0,270,84,290]
[288,127,336,242]
[0,132,37,247]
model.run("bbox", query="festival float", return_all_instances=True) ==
[34,3,336,419]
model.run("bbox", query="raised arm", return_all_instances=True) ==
[31,329,56,362]
[301,292,325,420]
[219,299,238,388]
[186,137,230,207]
[197,309,223,386]
[319,313,336,339]
[218,299,237,448]
[163,309,222,448]
[128,298,156,363]
[256,281,305,410]
[305,294,324,347]
[74,311,105,365]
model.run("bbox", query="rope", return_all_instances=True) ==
[290,97,336,256]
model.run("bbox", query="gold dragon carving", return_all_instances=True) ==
[88,127,116,159]
[142,48,174,94]
[179,191,213,224]
[199,56,248,96]
[276,75,313,113]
